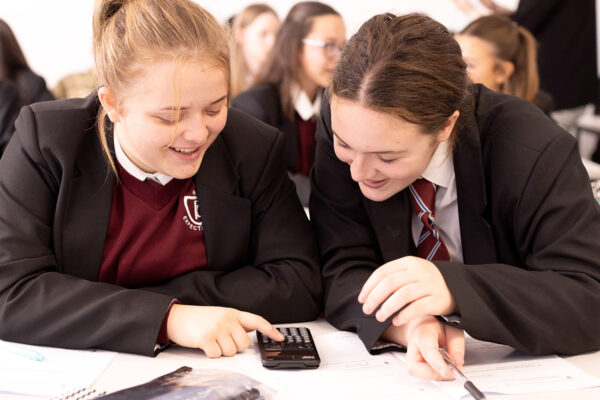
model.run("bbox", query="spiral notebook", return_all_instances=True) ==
[52,387,106,400]
[0,339,116,399]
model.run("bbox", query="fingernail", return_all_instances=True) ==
[453,352,464,364]
[438,365,449,377]
[362,304,371,315]
[357,293,365,303]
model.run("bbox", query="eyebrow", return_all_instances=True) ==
[332,131,406,155]
[156,95,228,111]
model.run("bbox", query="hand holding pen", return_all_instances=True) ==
[439,347,486,400]
[0,340,45,361]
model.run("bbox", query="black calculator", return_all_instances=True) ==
[256,327,320,369]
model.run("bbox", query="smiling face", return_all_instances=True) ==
[331,96,455,202]
[298,14,346,97]
[99,59,228,179]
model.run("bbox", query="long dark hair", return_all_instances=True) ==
[0,19,33,102]
[331,13,470,147]
[253,1,339,120]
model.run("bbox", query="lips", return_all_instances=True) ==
[169,146,202,159]
[171,147,197,154]
[361,178,389,189]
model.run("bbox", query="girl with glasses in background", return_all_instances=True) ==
[232,1,346,206]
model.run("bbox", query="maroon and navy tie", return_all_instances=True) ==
[408,178,451,261]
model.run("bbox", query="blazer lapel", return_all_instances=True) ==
[367,191,415,262]
[62,128,114,280]
[194,136,251,270]
[453,110,497,264]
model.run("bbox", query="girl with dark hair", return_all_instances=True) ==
[0,0,321,357]
[231,1,346,206]
[310,13,600,381]
[0,19,54,105]
[455,14,553,114]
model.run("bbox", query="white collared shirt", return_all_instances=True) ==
[114,132,173,186]
[291,84,322,121]
[410,140,463,263]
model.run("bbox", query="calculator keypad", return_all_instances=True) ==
[261,327,315,352]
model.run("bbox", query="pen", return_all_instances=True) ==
[0,341,45,361]
[439,347,485,400]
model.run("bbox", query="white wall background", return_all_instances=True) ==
[0,0,517,89]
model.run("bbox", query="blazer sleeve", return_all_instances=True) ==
[437,128,600,355]
[0,106,174,356]
[134,124,322,323]
[309,98,392,351]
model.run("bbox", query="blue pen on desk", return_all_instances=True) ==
[0,341,45,361]
[439,347,485,400]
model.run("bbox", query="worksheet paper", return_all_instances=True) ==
[238,331,600,400]
[0,339,116,399]
[395,337,600,399]
[236,331,453,400]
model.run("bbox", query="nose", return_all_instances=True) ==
[181,113,209,144]
[349,153,372,182]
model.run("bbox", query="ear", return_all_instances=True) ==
[437,110,460,143]
[97,86,121,123]
[234,26,244,44]
[494,60,514,87]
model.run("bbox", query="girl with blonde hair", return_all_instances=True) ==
[0,0,321,357]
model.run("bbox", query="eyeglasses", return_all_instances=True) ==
[302,38,345,59]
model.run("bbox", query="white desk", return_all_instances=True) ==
[91,320,600,400]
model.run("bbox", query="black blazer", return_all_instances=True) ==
[15,69,55,105]
[511,0,597,110]
[0,93,322,356]
[231,83,319,205]
[231,83,298,172]
[310,85,600,356]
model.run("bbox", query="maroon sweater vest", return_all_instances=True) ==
[98,165,208,287]
[295,114,317,177]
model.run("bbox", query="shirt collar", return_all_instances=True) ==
[291,83,322,121]
[114,132,174,186]
[420,140,454,189]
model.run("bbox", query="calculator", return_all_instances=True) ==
[256,326,321,369]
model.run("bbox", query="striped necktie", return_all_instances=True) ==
[408,178,451,261]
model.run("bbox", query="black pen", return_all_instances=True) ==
[439,347,486,400]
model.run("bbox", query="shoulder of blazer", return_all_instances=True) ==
[219,107,285,169]
[231,83,283,124]
[15,92,104,175]
[472,84,572,153]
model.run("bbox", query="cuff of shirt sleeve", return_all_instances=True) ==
[370,339,407,355]
[437,313,461,327]
[155,299,180,350]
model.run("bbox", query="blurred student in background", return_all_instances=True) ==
[0,79,21,155]
[455,14,553,115]
[0,19,54,105]
[232,1,346,206]
[52,67,99,99]
[229,4,280,99]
